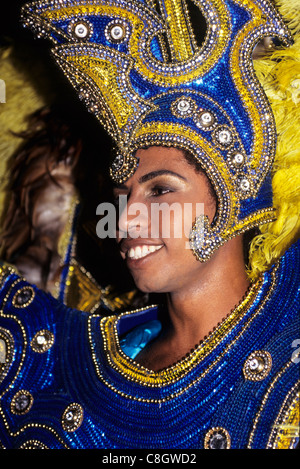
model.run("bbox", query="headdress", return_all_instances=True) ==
[21,0,293,262]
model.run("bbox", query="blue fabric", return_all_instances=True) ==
[0,240,299,449]
[119,320,162,360]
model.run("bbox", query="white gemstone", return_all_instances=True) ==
[66,411,74,421]
[200,112,213,124]
[36,334,46,345]
[0,339,6,363]
[232,152,244,166]
[177,99,190,113]
[112,155,124,170]
[74,23,88,38]
[218,129,232,144]
[239,178,250,191]
[110,25,124,40]
[249,358,259,370]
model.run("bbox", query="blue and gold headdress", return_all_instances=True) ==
[22,0,292,261]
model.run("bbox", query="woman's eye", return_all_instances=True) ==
[150,186,173,197]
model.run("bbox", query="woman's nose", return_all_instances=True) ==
[117,195,150,238]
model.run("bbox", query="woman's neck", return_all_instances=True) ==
[136,236,250,371]
[166,237,250,346]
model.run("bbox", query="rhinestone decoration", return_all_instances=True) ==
[239,177,251,192]
[105,19,130,44]
[171,97,197,118]
[195,110,216,130]
[62,403,84,432]
[189,214,225,262]
[68,19,93,40]
[234,175,253,196]
[212,125,234,149]
[0,239,299,448]
[111,154,125,172]
[204,427,231,449]
[12,286,35,308]
[10,390,34,415]
[231,151,245,167]
[109,154,139,184]
[243,350,272,381]
[30,330,55,353]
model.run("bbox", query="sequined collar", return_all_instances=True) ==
[98,274,274,388]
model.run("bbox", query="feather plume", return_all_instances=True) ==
[248,0,300,279]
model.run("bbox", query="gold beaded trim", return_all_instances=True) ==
[19,439,49,449]
[204,426,231,449]
[157,0,194,62]
[270,385,299,449]
[0,277,70,448]
[0,279,29,399]
[247,360,297,448]
[21,0,291,250]
[100,278,263,387]
[38,0,230,86]
[0,407,71,448]
[132,120,237,220]
[89,267,278,403]
[0,264,17,286]
[91,269,280,405]
[130,120,276,258]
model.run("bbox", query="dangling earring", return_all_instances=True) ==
[189,214,225,262]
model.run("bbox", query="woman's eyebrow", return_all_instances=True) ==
[138,170,187,184]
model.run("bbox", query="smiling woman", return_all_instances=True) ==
[0,0,299,450]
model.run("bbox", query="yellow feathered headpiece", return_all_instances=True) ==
[248,0,300,279]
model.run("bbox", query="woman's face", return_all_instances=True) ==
[113,146,217,294]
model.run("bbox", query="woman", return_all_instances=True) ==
[113,145,250,371]
[0,0,299,449]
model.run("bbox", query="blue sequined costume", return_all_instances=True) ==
[1,0,299,450]
[0,240,299,449]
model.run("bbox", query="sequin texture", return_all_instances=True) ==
[0,240,299,448]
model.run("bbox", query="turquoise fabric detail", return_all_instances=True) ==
[119,320,162,359]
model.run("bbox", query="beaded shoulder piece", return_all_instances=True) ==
[21,0,292,260]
